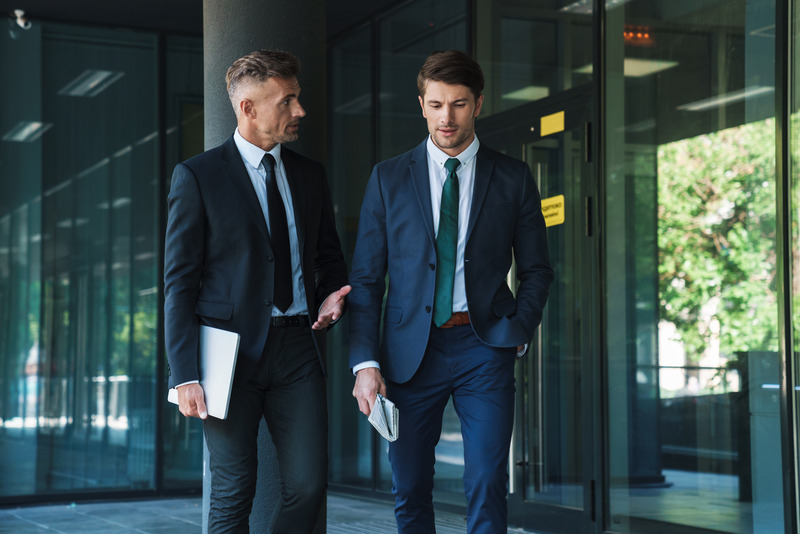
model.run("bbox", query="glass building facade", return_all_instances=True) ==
[2,1,800,533]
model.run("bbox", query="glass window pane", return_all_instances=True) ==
[0,21,162,497]
[328,24,375,489]
[605,1,783,533]
[162,34,204,491]
[0,20,43,498]
[475,0,593,118]
[377,0,468,161]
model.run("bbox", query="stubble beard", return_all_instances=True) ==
[431,126,472,153]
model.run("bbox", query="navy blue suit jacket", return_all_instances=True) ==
[349,139,553,384]
[164,137,347,388]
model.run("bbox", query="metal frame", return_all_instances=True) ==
[776,0,799,532]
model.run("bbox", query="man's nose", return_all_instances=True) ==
[294,102,306,118]
[442,106,455,122]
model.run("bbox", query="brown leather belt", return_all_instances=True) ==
[437,311,470,329]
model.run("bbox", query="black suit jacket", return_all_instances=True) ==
[164,136,347,388]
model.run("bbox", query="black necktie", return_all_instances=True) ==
[263,153,293,313]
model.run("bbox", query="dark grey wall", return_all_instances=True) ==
[203,0,327,165]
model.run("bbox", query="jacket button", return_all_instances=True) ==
[425,306,431,313]
[267,256,274,262]
[429,263,435,270]
[264,299,272,306]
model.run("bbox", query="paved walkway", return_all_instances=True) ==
[0,493,540,533]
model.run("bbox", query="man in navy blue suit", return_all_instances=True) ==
[349,50,553,533]
[164,49,350,533]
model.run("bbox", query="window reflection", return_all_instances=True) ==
[0,25,202,499]
[605,0,783,532]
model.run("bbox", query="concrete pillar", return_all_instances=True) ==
[201,1,326,532]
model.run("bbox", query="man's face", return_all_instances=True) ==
[418,80,484,157]
[242,76,306,150]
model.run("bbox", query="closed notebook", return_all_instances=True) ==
[368,393,399,442]
[167,325,240,420]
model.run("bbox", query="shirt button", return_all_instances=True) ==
[425,306,431,313]
[429,263,435,270]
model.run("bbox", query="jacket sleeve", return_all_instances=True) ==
[347,164,388,368]
[163,163,204,387]
[511,163,554,340]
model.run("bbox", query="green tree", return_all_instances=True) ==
[657,118,778,365]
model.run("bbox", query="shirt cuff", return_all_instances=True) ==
[353,360,380,376]
[516,344,528,357]
[174,380,200,388]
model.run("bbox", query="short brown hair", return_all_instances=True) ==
[417,50,484,101]
[226,49,301,104]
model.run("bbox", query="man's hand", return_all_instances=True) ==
[353,367,386,415]
[312,285,352,330]
[177,383,208,419]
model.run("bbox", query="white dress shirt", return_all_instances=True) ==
[234,129,308,317]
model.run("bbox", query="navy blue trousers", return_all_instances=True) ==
[387,324,516,534]
[203,325,327,534]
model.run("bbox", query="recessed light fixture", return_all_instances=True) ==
[677,86,774,111]
[502,86,550,102]
[574,58,678,78]
[59,70,125,97]
[2,121,53,142]
[561,0,633,14]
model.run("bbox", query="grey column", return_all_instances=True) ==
[201,1,326,533]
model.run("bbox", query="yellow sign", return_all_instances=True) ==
[541,195,565,227]
[540,111,565,137]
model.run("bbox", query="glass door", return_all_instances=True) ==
[479,86,598,533]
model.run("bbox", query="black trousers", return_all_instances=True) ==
[204,325,327,534]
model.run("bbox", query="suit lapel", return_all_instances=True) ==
[409,141,435,245]
[221,137,269,241]
[281,148,307,257]
[466,146,495,242]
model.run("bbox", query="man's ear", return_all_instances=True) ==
[418,95,427,118]
[473,94,484,118]
[240,98,254,118]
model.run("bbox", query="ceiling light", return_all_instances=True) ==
[574,58,678,77]
[677,86,774,111]
[59,70,124,97]
[2,121,53,142]
[561,0,634,14]
[502,86,550,102]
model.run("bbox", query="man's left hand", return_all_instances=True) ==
[312,285,351,330]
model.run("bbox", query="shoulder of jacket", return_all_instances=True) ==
[375,145,418,173]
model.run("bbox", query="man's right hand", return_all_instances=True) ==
[177,383,208,419]
[353,367,386,416]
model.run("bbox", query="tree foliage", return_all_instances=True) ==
[657,118,777,364]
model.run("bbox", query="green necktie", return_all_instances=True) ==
[433,157,461,327]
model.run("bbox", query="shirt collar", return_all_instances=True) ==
[426,134,480,171]
[234,128,282,170]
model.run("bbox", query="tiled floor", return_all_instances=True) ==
[0,493,540,533]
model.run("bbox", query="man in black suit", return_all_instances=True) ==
[164,49,350,533]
